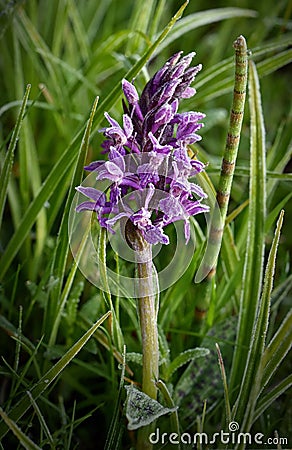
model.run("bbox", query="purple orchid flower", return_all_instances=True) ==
[76,52,209,245]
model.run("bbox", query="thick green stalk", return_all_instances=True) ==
[216,36,248,220]
[195,35,248,320]
[125,221,159,449]
[137,256,159,400]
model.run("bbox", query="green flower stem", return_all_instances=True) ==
[137,251,159,400]
[125,221,159,449]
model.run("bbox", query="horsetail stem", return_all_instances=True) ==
[217,35,248,219]
[195,36,248,320]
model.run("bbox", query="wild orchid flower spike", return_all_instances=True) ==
[76,52,209,245]
[76,52,209,450]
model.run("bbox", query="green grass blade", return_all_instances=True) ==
[148,0,167,39]
[26,391,54,447]
[265,193,292,232]
[47,96,99,345]
[257,48,292,78]
[238,211,284,430]
[253,374,292,423]
[229,59,267,401]
[0,407,42,450]
[67,0,90,62]
[194,37,292,104]
[0,135,76,280]
[0,311,111,440]
[16,8,69,115]
[104,345,126,450]
[261,308,292,389]
[0,84,31,230]
[126,0,156,54]
[156,379,181,448]
[216,343,231,426]
[156,7,257,53]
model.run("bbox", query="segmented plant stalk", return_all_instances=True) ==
[195,36,248,320]
[126,221,159,449]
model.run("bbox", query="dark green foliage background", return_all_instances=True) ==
[0,1,291,449]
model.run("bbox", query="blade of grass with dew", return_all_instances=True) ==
[13,30,47,278]
[156,7,257,54]
[97,227,124,353]
[229,59,267,406]
[194,37,292,104]
[48,217,91,348]
[7,338,44,409]
[0,315,35,354]
[216,343,231,427]
[265,192,292,232]
[125,0,156,54]
[257,47,292,78]
[235,211,284,430]
[11,306,23,397]
[104,345,126,450]
[78,314,134,377]
[26,391,54,448]
[253,374,292,423]
[261,308,292,389]
[16,8,71,121]
[67,30,131,97]
[0,407,42,450]
[156,379,181,449]
[0,311,111,439]
[13,28,29,211]
[266,127,292,199]
[0,1,189,281]
[216,255,244,306]
[22,122,47,280]
[47,96,99,346]
[159,251,202,328]
[0,84,31,231]
[67,0,90,62]
[12,28,47,281]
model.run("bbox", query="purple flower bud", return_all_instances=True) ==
[122,79,139,104]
